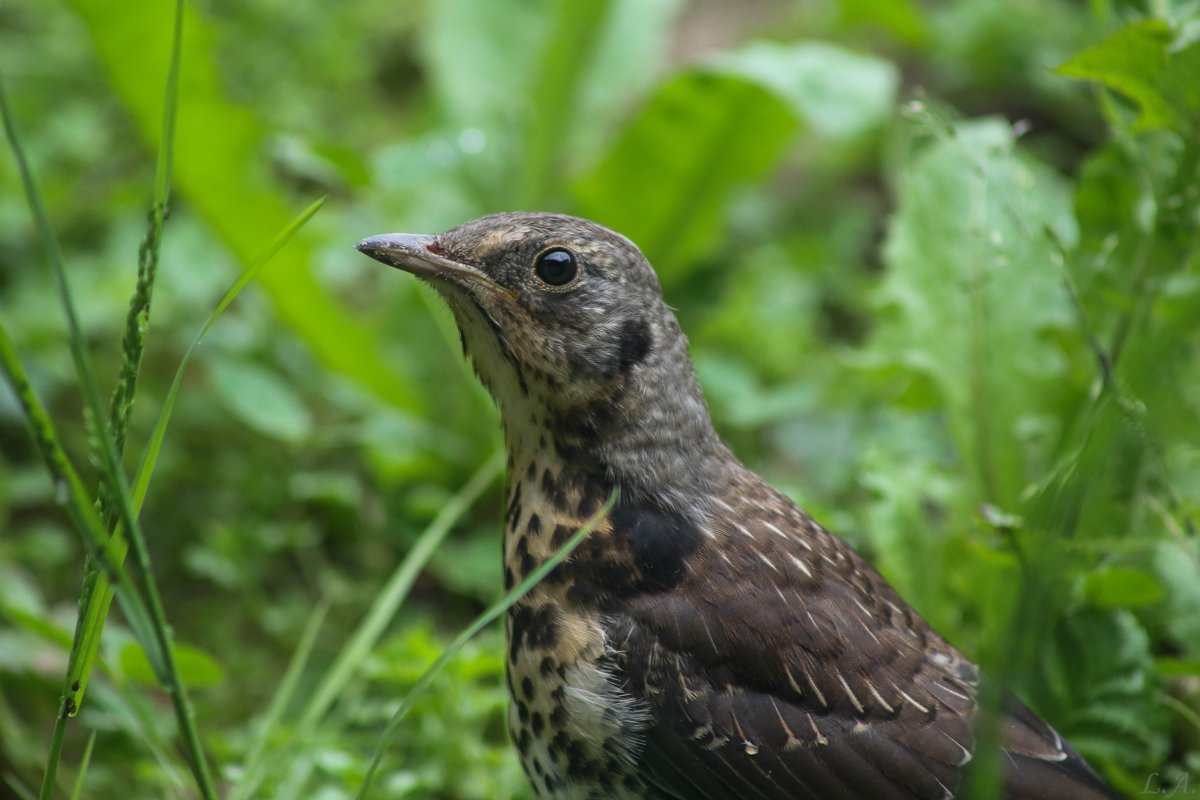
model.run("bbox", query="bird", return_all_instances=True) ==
[356,213,1121,800]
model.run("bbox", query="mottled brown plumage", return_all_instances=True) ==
[357,213,1120,800]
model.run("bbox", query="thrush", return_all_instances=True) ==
[356,213,1120,800]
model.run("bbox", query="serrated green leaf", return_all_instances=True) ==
[1151,540,1200,656]
[876,118,1076,506]
[575,71,796,281]
[1055,20,1177,130]
[708,41,899,138]
[209,358,313,444]
[1037,609,1169,768]
[1155,657,1200,678]
[1083,566,1167,608]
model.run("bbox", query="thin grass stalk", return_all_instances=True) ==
[0,69,219,800]
[53,12,185,787]
[229,599,330,797]
[131,196,326,504]
[236,450,503,800]
[0,324,160,670]
[299,451,505,730]
[354,490,618,800]
[67,731,97,800]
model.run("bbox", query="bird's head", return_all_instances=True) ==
[359,213,677,418]
[358,212,723,496]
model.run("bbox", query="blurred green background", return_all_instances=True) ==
[2,0,1198,797]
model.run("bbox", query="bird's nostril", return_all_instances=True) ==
[427,241,445,256]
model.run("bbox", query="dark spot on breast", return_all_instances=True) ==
[540,655,556,677]
[522,677,535,700]
[526,462,536,480]
[610,501,703,592]
[541,467,555,495]
[550,705,567,728]
[577,493,600,518]
[511,603,560,652]
[505,487,522,524]
[561,501,704,607]
[550,524,572,548]
[531,712,545,735]
[504,567,515,589]
[527,513,541,535]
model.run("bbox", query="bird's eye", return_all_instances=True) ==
[533,247,578,288]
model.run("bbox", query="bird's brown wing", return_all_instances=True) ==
[603,488,1118,800]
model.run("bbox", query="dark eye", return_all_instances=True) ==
[534,247,578,287]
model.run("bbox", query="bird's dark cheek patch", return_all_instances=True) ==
[615,318,652,374]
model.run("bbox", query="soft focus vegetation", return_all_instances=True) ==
[1,0,1198,798]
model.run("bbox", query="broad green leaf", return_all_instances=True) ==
[575,71,797,280]
[1055,20,1177,130]
[876,117,1077,507]
[1154,657,1200,678]
[1038,609,1169,768]
[1083,566,1167,608]
[119,640,226,688]
[66,0,419,411]
[422,0,683,206]
[209,358,313,444]
[422,0,551,130]
[1152,540,1200,655]
[709,41,899,138]
[576,40,897,283]
[1158,40,1200,126]
[838,0,929,47]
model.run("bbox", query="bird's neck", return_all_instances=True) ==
[502,334,732,514]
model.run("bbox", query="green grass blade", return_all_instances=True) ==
[516,0,613,206]
[72,195,323,799]
[250,450,505,798]
[297,450,503,731]
[2,67,220,800]
[132,195,326,506]
[56,195,322,746]
[227,599,330,800]
[354,489,618,800]
[0,324,159,671]
[69,0,420,410]
[67,731,97,800]
[248,453,501,796]
[66,0,185,733]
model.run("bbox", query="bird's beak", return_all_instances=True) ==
[355,233,487,284]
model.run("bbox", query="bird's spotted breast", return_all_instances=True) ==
[503,451,651,798]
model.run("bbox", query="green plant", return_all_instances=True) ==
[1,1,1197,797]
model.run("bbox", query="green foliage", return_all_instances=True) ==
[2,1,1198,798]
